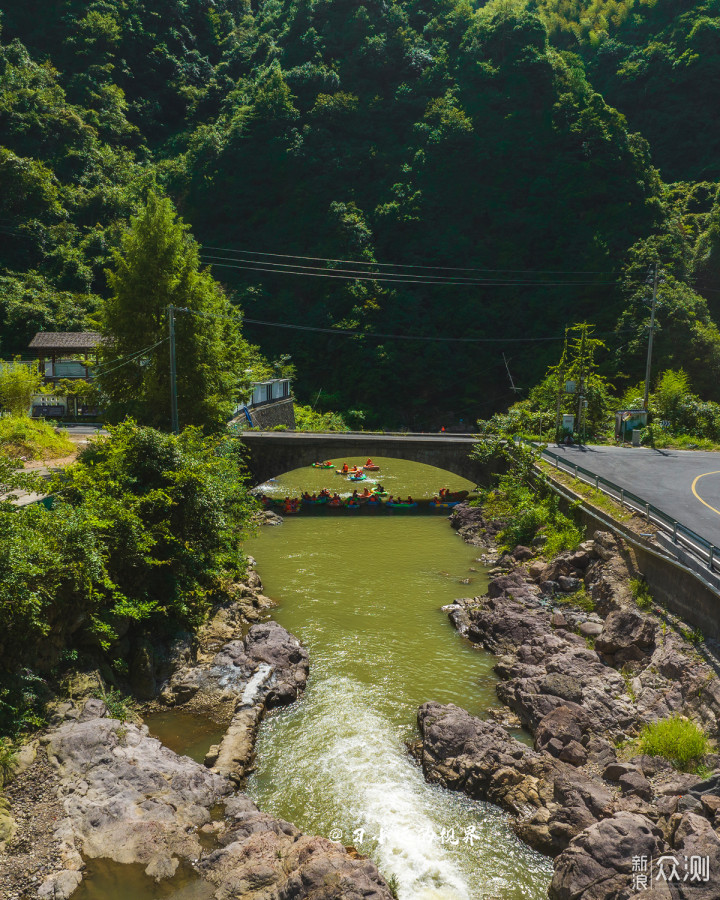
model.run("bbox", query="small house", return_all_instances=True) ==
[29,332,102,382]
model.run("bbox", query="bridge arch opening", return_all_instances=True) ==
[251,455,477,505]
[238,432,491,488]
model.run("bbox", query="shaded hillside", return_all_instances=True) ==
[0,0,718,424]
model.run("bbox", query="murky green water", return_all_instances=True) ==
[256,454,472,500]
[143,711,227,765]
[73,459,551,900]
[245,460,552,900]
[72,859,214,900]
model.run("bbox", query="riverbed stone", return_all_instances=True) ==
[578,620,603,637]
[38,869,83,899]
[416,701,614,855]
[45,716,230,870]
[595,609,657,663]
[200,800,394,899]
[549,812,667,900]
[618,769,653,800]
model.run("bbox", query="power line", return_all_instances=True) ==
[93,338,168,378]
[175,305,634,344]
[201,245,618,276]
[199,256,618,288]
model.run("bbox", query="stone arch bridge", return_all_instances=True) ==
[238,431,494,486]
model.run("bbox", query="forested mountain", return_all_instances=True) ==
[1,0,718,426]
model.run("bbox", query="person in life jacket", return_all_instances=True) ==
[342,463,349,473]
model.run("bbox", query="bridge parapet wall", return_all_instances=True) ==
[238,432,495,486]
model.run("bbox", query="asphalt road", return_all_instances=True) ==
[543,445,720,546]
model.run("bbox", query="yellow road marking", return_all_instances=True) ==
[691,471,720,517]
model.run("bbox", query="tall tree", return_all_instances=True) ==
[100,192,250,431]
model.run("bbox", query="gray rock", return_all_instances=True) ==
[38,870,82,899]
[512,545,534,562]
[549,813,667,900]
[558,576,582,593]
[417,702,611,855]
[540,675,584,705]
[46,718,229,869]
[603,762,640,783]
[618,770,653,800]
[578,621,603,637]
[595,609,656,662]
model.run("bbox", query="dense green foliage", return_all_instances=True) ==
[100,193,252,431]
[473,439,584,554]
[0,359,43,415]
[0,415,74,460]
[0,421,255,735]
[0,0,719,425]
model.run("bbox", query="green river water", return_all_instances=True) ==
[73,459,552,900]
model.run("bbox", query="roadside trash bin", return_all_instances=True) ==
[632,429,642,447]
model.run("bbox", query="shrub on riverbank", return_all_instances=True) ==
[0,416,74,460]
[638,716,709,770]
[473,439,584,555]
[0,421,256,736]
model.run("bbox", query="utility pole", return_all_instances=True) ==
[554,329,568,444]
[576,325,587,445]
[168,304,179,435]
[643,262,659,411]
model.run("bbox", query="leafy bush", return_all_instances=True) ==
[0,416,74,460]
[638,716,708,770]
[0,421,256,735]
[294,404,349,432]
[0,360,43,416]
[544,518,584,557]
[474,439,583,553]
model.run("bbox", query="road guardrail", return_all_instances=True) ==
[539,446,720,574]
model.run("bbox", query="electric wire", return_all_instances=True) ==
[200,245,620,276]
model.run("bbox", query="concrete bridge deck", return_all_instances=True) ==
[237,431,488,485]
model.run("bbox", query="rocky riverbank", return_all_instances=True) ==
[0,557,394,899]
[413,503,720,899]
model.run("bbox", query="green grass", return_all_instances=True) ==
[556,586,595,613]
[651,433,720,452]
[638,716,709,770]
[0,416,74,460]
[630,577,653,611]
[680,626,704,645]
[0,738,17,785]
[100,688,137,723]
[538,461,633,523]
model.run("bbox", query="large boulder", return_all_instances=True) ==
[416,702,613,855]
[550,813,668,900]
[46,710,229,875]
[595,609,657,664]
[200,796,393,899]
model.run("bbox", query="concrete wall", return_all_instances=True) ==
[247,399,295,430]
[552,479,720,641]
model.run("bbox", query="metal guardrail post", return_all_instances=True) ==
[620,488,624,507]
[710,546,715,570]
[595,475,599,490]
[574,465,578,479]
[672,521,678,543]
[645,502,650,520]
